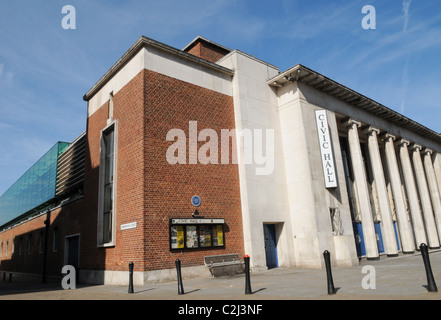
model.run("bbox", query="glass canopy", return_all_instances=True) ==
[0,142,69,227]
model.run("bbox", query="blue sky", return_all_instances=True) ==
[0,0,440,195]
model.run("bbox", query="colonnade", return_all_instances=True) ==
[343,118,441,258]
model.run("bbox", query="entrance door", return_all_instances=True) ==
[263,224,278,269]
[393,222,401,251]
[66,235,80,270]
[353,222,366,257]
[374,222,385,254]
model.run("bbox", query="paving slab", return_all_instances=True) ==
[1,250,441,301]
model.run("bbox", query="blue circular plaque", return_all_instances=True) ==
[191,195,201,207]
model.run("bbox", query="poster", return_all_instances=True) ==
[216,225,224,246]
[186,225,198,248]
[176,225,184,249]
[199,225,211,247]
[170,225,184,249]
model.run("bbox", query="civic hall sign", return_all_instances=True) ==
[315,110,337,188]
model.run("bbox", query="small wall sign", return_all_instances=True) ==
[191,195,201,207]
[120,222,137,230]
[315,110,338,188]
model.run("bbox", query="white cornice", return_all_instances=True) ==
[83,36,234,102]
[268,64,441,144]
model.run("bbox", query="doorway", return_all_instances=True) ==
[393,222,401,251]
[263,224,278,269]
[65,235,80,270]
[353,222,366,257]
[374,222,385,254]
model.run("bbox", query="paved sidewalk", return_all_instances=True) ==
[1,250,441,300]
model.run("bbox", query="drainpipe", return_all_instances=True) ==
[42,210,51,283]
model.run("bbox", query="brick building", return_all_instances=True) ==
[0,36,244,284]
[1,35,441,285]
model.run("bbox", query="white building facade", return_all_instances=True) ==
[217,46,441,271]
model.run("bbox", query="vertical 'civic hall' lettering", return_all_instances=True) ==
[315,110,338,188]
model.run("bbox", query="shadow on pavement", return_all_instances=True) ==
[0,281,100,296]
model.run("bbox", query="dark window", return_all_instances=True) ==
[102,128,114,244]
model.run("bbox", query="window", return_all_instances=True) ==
[28,235,32,254]
[103,128,114,244]
[170,218,225,250]
[98,122,117,246]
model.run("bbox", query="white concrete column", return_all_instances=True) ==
[365,127,398,256]
[411,145,440,248]
[346,119,378,258]
[398,139,427,247]
[434,153,441,197]
[423,148,441,241]
[383,134,415,252]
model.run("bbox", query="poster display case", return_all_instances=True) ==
[170,218,225,250]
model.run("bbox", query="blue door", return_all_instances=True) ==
[263,224,278,269]
[353,222,366,257]
[393,222,401,251]
[374,222,385,253]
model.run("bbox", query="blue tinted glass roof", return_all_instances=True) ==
[0,142,69,227]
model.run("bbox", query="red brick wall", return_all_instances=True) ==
[186,40,230,63]
[0,212,50,277]
[109,69,146,272]
[143,69,244,270]
[84,67,244,273]
[83,70,146,272]
[0,197,85,280]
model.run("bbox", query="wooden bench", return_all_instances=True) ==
[204,254,244,277]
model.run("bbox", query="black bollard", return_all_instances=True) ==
[128,262,134,294]
[176,259,184,295]
[323,250,336,295]
[244,255,252,295]
[420,243,438,292]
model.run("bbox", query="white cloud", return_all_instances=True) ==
[402,0,412,32]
